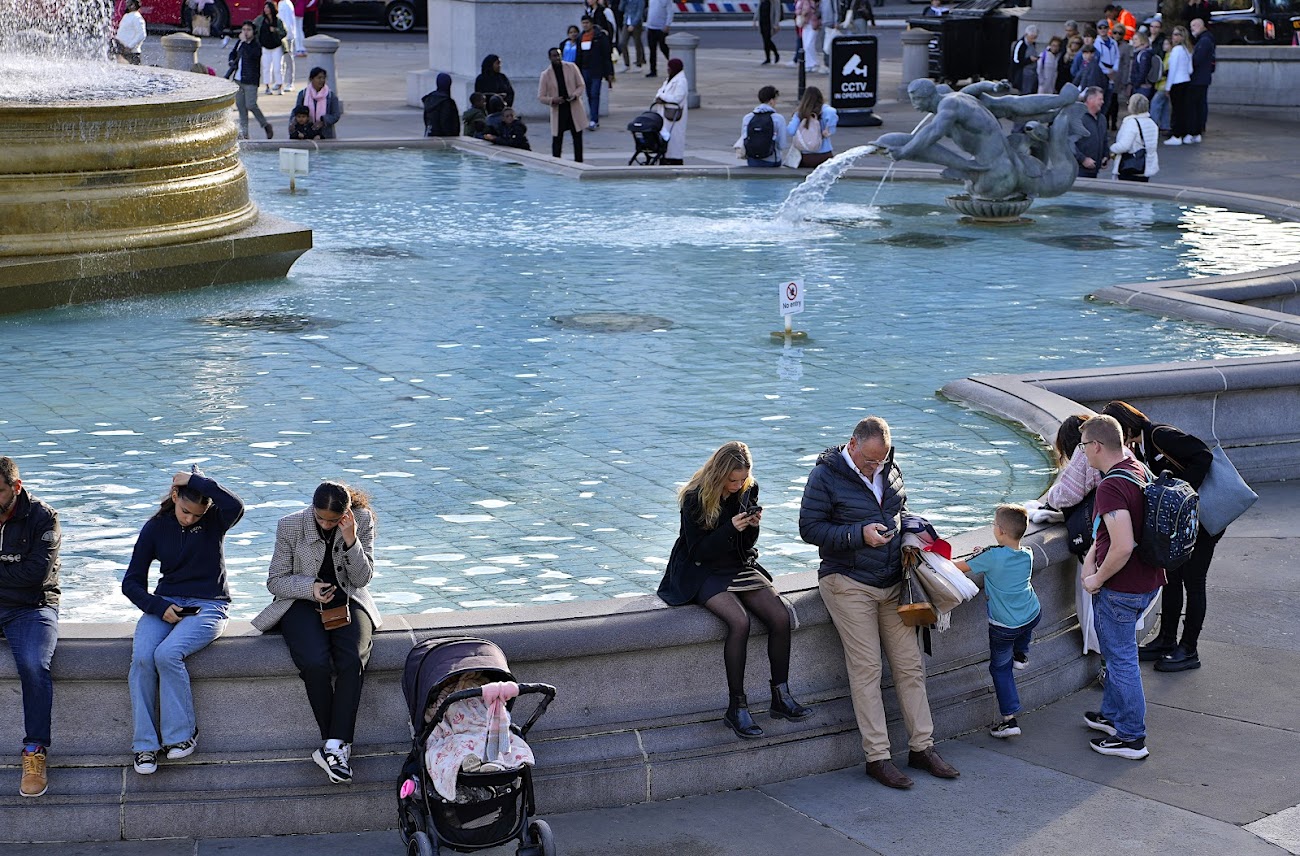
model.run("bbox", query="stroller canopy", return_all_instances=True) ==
[402,636,514,726]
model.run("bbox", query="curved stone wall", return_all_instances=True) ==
[0,69,257,258]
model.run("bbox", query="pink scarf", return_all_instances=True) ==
[306,83,330,123]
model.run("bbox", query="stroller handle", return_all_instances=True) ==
[422,682,558,743]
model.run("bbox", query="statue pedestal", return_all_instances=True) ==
[946,194,1034,223]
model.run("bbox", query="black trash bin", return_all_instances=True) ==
[909,0,1019,87]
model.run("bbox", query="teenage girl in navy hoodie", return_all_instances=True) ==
[122,470,243,776]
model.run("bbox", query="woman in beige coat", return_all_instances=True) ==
[251,481,380,785]
[538,46,588,162]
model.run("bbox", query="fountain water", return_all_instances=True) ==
[0,0,308,308]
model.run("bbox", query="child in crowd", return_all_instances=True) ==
[954,504,1041,739]
[462,92,488,138]
[289,105,321,139]
[483,106,530,150]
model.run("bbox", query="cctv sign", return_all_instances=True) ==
[830,35,878,110]
[780,280,804,316]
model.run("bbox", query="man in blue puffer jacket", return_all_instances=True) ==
[799,416,960,790]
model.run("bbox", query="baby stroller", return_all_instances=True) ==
[398,637,557,856]
[627,108,667,166]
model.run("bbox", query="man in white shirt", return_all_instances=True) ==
[113,0,147,65]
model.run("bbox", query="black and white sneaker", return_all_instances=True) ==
[1090,736,1149,759]
[313,744,353,784]
[1013,652,1029,671]
[990,718,1021,738]
[165,734,198,760]
[1083,711,1117,736]
[133,751,158,775]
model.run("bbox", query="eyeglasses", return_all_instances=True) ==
[1076,439,1100,450]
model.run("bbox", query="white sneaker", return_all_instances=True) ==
[313,743,353,784]
[133,751,158,775]
[221,36,230,47]
[1189,134,1202,143]
[1163,136,1183,146]
[164,733,197,760]
[1182,135,1195,144]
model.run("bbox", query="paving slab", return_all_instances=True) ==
[1248,804,1300,856]
[1134,640,1300,733]
[761,742,1286,856]
[542,787,881,856]
[964,687,1300,826]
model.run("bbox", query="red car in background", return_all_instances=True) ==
[112,0,269,36]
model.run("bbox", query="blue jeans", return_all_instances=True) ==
[129,598,228,752]
[583,69,602,126]
[988,613,1039,717]
[1150,90,1171,131]
[0,605,58,747]
[1093,587,1157,742]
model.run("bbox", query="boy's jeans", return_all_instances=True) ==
[988,612,1039,717]
[130,599,228,752]
[1093,587,1157,742]
[0,605,58,747]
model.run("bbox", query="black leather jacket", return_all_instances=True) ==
[0,490,61,609]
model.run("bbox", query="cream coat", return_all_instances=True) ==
[250,506,382,632]
[538,61,589,137]
[653,72,689,160]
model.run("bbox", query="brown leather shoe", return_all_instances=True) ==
[908,747,960,779]
[865,759,914,789]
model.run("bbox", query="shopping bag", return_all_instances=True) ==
[1197,443,1257,535]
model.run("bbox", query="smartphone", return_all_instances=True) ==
[175,606,201,617]
[748,505,763,517]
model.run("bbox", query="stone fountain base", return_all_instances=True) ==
[945,194,1035,223]
[0,213,311,315]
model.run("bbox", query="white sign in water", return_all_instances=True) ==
[780,280,804,316]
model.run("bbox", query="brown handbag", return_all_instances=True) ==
[318,584,351,630]
[896,551,938,628]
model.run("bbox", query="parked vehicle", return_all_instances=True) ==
[1211,0,1300,43]
[315,0,425,32]
[112,0,266,35]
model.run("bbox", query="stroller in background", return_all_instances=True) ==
[398,637,557,856]
[627,108,667,166]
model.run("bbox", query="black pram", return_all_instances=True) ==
[627,109,667,166]
[397,637,557,856]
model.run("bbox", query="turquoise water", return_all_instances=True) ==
[4,149,1299,621]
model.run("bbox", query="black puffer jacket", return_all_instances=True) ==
[0,490,61,609]
[798,445,908,588]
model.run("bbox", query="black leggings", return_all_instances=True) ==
[701,586,792,696]
[1156,526,1223,652]
[646,28,670,74]
[759,18,779,62]
[280,599,375,743]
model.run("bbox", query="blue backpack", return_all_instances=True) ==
[1099,466,1199,571]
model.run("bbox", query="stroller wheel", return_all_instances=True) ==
[520,819,555,856]
[397,796,426,845]
[408,830,437,856]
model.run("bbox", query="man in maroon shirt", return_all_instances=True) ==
[1079,415,1165,760]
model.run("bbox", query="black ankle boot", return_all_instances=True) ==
[723,693,764,738]
[769,681,812,721]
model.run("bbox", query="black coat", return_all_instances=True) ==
[422,91,460,137]
[1190,31,1215,86]
[1136,422,1213,489]
[227,39,263,86]
[577,28,615,79]
[658,485,768,606]
[798,446,908,588]
[1073,108,1108,177]
[473,68,515,108]
[0,490,61,610]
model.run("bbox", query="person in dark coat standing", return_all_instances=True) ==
[473,54,515,108]
[799,417,960,790]
[1187,17,1215,142]
[658,442,810,739]
[422,72,460,137]
[228,21,274,139]
[576,14,616,130]
[1102,401,1220,673]
[1074,84,1109,177]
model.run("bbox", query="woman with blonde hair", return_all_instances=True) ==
[1163,25,1193,145]
[1111,92,1159,181]
[658,442,811,738]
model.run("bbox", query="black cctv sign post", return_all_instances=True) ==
[829,35,882,126]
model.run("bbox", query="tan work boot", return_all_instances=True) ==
[20,746,48,797]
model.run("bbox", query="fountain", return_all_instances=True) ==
[0,4,310,312]
[868,78,1088,222]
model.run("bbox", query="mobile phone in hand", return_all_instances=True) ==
[175,606,201,617]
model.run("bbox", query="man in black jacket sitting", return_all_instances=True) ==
[0,457,62,799]
[799,417,960,790]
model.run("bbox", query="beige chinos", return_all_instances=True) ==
[819,573,935,762]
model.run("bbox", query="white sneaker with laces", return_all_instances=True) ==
[1164,137,1183,146]
[313,742,353,784]
[1182,135,1195,144]
[134,751,158,775]
[1190,134,1202,143]
[165,734,197,760]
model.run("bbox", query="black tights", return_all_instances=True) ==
[701,587,792,696]
[1157,526,1222,652]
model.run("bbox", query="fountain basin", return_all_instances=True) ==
[0,66,257,257]
[945,193,1036,222]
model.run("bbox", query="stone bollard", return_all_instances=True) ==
[664,31,701,109]
[160,32,201,72]
[899,27,932,100]
[304,34,341,98]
